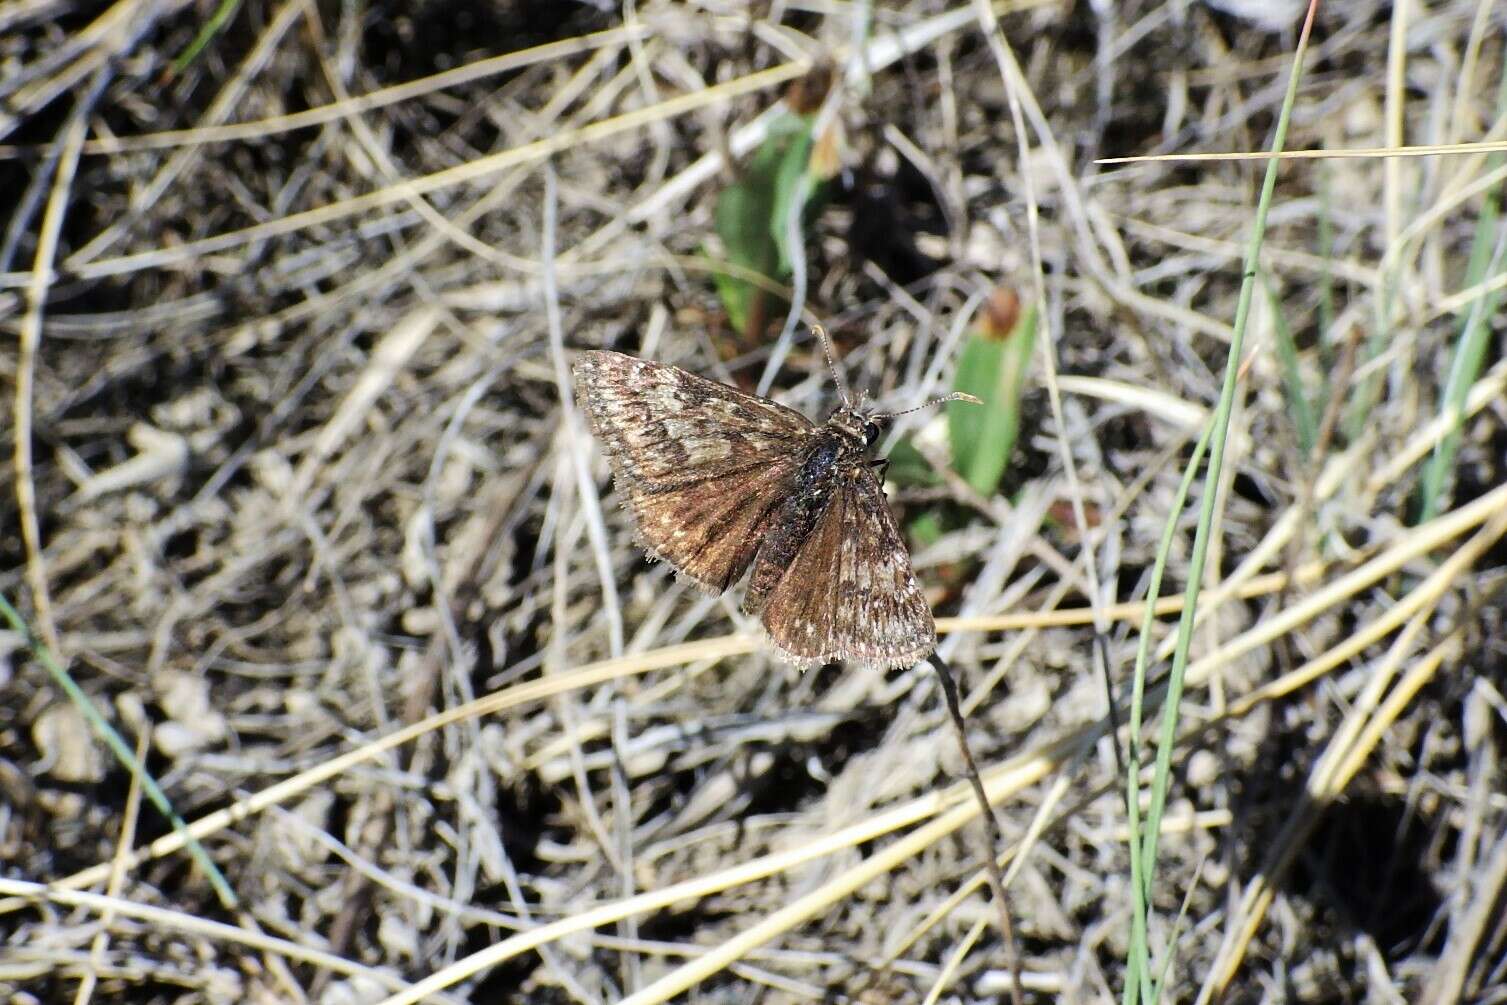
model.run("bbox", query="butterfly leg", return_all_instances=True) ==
[869,457,889,480]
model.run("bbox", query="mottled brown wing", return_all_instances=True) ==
[573,350,814,593]
[758,463,935,669]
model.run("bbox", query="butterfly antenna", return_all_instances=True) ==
[870,391,981,420]
[812,323,853,407]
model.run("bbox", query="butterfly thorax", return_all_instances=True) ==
[798,407,880,492]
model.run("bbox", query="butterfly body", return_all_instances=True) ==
[573,349,935,669]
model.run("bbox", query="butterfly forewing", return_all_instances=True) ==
[759,463,935,669]
[573,350,813,592]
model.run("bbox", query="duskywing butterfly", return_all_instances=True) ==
[573,330,974,668]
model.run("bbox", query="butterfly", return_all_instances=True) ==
[572,328,974,669]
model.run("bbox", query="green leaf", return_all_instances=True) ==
[907,509,946,549]
[707,244,756,334]
[712,111,822,335]
[769,128,817,275]
[948,302,1037,496]
[883,436,941,488]
[712,171,776,333]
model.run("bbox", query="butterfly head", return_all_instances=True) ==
[826,405,884,449]
[809,320,980,450]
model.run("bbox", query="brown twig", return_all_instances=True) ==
[930,652,1025,1005]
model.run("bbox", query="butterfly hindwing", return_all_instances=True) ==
[758,462,935,668]
[573,350,814,592]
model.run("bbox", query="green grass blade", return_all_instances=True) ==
[1416,46,1507,524]
[0,592,238,908]
[1150,855,1209,1003]
[1416,216,1505,523]
[1316,164,1336,382]
[1123,417,1217,1005]
[170,0,242,76]
[1126,2,1317,998]
[1262,274,1317,457]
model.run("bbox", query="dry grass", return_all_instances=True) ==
[2,1,1506,1002]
